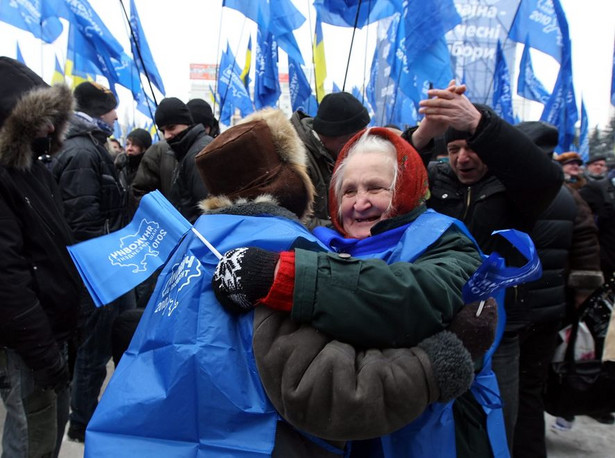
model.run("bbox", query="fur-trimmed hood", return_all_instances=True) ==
[196,108,315,223]
[0,84,73,170]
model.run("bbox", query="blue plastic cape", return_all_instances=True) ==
[67,191,191,306]
[86,213,327,457]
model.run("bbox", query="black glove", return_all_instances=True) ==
[448,297,497,361]
[212,247,280,314]
[32,353,70,393]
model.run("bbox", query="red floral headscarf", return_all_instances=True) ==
[328,127,429,236]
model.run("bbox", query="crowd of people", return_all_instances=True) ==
[0,55,613,457]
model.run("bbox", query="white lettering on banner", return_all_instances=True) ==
[154,255,202,317]
[108,219,168,272]
[449,42,496,62]
[457,3,498,19]
[453,24,501,41]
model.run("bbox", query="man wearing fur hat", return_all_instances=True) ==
[52,81,132,442]
[555,152,586,190]
[403,85,563,453]
[0,57,82,457]
[290,92,370,228]
[154,97,212,223]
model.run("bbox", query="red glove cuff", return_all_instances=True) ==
[259,251,295,312]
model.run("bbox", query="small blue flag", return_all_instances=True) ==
[129,0,165,95]
[517,37,551,104]
[255,30,281,109]
[509,0,564,62]
[0,0,64,43]
[218,43,254,126]
[288,56,317,116]
[16,42,26,64]
[68,191,191,307]
[313,0,400,28]
[492,41,515,124]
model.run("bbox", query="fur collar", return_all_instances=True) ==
[199,194,301,222]
[0,85,73,170]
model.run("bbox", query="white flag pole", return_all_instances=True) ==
[191,227,223,260]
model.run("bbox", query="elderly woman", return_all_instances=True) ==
[213,127,501,457]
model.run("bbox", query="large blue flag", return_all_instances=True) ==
[129,0,165,95]
[578,100,589,163]
[254,30,281,109]
[390,1,459,103]
[539,0,577,152]
[313,0,400,28]
[68,191,191,307]
[492,41,515,124]
[217,44,254,126]
[288,56,317,116]
[366,15,417,128]
[223,0,305,64]
[0,0,63,43]
[517,37,551,104]
[509,0,564,62]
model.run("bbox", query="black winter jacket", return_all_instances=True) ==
[0,83,82,372]
[423,109,563,330]
[166,124,212,223]
[53,114,128,241]
[525,185,602,325]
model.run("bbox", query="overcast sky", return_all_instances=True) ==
[1,0,614,129]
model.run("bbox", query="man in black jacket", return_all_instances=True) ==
[0,57,82,457]
[154,97,212,223]
[53,81,133,443]
[403,84,563,453]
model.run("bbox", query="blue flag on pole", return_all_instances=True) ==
[59,0,124,88]
[390,1,458,103]
[129,0,165,95]
[313,0,400,28]
[217,43,254,126]
[255,30,281,109]
[223,0,305,65]
[68,191,191,307]
[288,56,317,116]
[578,100,589,163]
[539,0,577,152]
[492,41,515,124]
[517,37,551,104]
[509,0,564,62]
[0,0,63,43]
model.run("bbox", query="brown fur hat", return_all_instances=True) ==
[195,108,314,221]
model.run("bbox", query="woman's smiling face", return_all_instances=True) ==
[340,151,394,239]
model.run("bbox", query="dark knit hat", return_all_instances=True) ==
[555,152,583,166]
[195,108,314,220]
[127,128,152,150]
[0,57,48,130]
[155,97,193,129]
[586,155,607,165]
[516,121,558,154]
[187,98,216,129]
[73,81,117,118]
[313,92,370,137]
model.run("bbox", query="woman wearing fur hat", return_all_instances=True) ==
[212,125,502,457]
[88,108,494,457]
[0,57,82,457]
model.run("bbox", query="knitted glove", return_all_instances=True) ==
[32,353,70,393]
[448,297,498,361]
[212,247,280,314]
[417,331,474,402]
